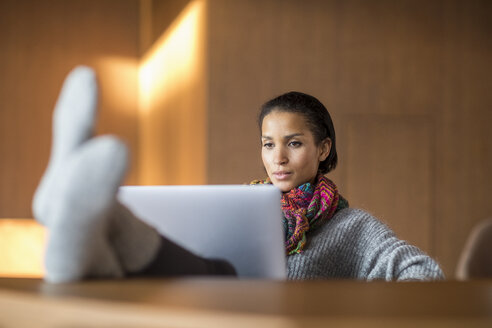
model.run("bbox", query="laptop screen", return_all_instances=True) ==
[118,185,286,279]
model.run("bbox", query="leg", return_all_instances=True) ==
[33,66,98,226]
[44,136,127,282]
[43,136,235,282]
[35,66,235,283]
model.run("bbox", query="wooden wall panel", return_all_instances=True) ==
[139,0,191,55]
[138,0,207,185]
[0,0,140,218]
[434,0,492,275]
[344,116,434,253]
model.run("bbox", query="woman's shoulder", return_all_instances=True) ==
[331,207,383,226]
[320,207,396,239]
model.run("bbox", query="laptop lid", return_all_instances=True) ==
[117,185,286,279]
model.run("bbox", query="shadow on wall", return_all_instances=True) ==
[140,0,192,55]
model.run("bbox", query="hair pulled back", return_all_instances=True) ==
[258,91,338,174]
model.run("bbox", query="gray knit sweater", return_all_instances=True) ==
[287,208,444,281]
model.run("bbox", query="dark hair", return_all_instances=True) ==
[258,91,338,174]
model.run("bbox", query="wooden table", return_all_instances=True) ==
[0,277,491,327]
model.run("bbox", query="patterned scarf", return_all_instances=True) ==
[251,175,348,255]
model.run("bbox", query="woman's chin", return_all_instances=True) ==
[271,180,294,193]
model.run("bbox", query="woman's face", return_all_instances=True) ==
[261,110,331,192]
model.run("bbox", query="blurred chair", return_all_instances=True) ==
[456,218,492,280]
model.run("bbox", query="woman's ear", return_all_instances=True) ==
[318,138,332,162]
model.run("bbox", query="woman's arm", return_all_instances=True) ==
[346,209,444,281]
[287,208,444,280]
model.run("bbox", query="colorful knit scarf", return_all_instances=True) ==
[251,175,348,255]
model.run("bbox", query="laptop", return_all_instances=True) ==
[117,185,286,279]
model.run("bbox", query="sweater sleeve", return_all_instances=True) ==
[348,209,445,281]
[286,208,445,280]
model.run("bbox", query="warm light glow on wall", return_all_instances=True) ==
[139,0,203,114]
[138,0,207,185]
[73,0,206,187]
[0,219,45,277]
[96,57,139,116]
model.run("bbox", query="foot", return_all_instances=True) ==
[33,66,98,226]
[44,136,128,283]
[37,66,162,282]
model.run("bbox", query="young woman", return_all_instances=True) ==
[253,93,443,280]
[33,67,443,283]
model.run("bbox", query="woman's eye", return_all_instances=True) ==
[289,141,302,147]
[263,143,274,149]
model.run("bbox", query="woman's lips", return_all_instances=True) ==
[273,171,292,180]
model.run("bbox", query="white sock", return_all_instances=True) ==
[44,136,127,283]
[33,66,98,226]
[35,66,162,282]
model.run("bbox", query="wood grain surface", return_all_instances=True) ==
[0,278,491,327]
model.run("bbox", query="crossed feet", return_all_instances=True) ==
[32,67,161,283]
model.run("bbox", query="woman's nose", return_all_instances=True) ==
[274,147,288,165]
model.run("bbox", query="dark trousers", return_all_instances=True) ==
[133,236,237,277]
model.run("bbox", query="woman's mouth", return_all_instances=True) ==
[273,171,292,180]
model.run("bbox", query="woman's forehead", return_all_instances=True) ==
[261,111,313,138]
